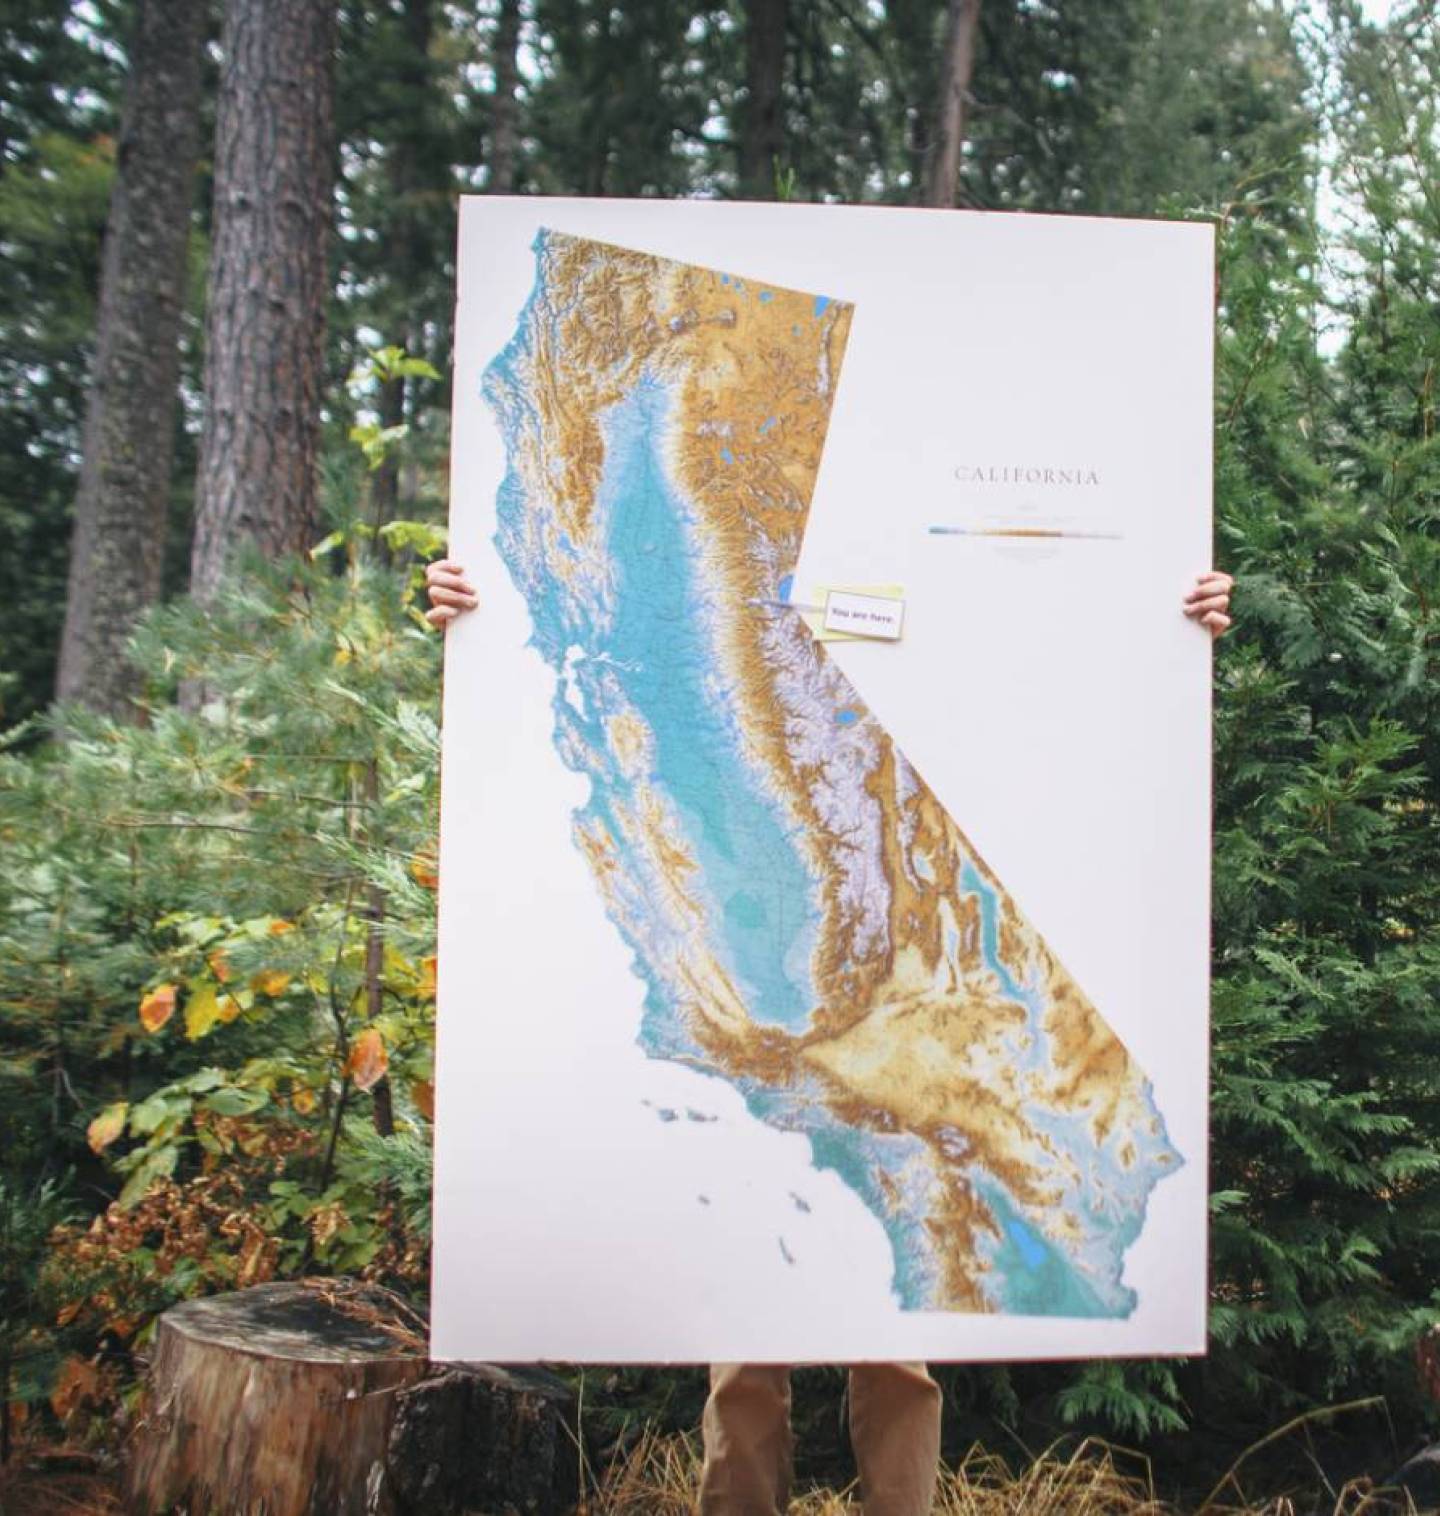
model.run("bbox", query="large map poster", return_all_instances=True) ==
[432,199,1214,1363]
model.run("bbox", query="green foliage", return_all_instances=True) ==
[2,0,1439,1489]
[0,513,445,1425]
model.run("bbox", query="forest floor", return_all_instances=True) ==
[0,1427,1425,1516]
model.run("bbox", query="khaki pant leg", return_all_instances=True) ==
[847,1361,942,1516]
[699,1362,794,1515]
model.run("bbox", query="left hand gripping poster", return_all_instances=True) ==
[433,197,1214,1363]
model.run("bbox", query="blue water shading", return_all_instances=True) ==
[720,447,734,464]
[759,290,774,303]
[746,1083,939,1305]
[959,859,1026,1003]
[814,295,830,316]
[495,366,822,1033]
[758,416,777,434]
[777,573,794,603]
[978,1182,1117,1317]
[836,709,859,726]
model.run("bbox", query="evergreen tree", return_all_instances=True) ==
[191,0,339,600]
[56,0,207,717]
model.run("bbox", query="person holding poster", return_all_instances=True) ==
[420,558,1234,1515]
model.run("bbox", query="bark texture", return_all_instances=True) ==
[488,0,522,194]
[123,1281,429,1515]
[122,1280,578,1516]
[55,0,205,717]
[388,1363,578,1515]
[371,0,434,526]
[924,0,981,208]
[190,0,338,601]
[739,0,788,199]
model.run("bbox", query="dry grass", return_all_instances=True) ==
[0,1414,1419,1515]
[0,1452,123,1516]
[580,1426,1422,1515]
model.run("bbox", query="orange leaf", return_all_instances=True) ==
[217,992,244,1023]
[410,849,439,889]
[87,1101,128,1154]
[50,1356,100,1420]
[411,1079,435,1120]
[267,918,296,936]
[138,984,177,1032]
[418,955,437,1000]
[207,949,232,983]
[345,1027,388,1092]
[250,969,293,997]
[291,1086,317,1115]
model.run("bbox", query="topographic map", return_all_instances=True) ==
[484,229,1180,1316]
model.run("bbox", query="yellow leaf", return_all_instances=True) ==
[383,944,414,981]
[184,982,223,1040]
[411,1079,434,1121]
[217,992,244,1024]
[345,1027,388,1092]
[409,849,439,890]
[138,984,177,1033]
[207,949,232,983]
[250,969,293,997]
[418,955,437,1000]
[87,1101,128,1154]
[291,1086,317,1115]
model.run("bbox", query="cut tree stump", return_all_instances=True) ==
[123,1278,577,1516]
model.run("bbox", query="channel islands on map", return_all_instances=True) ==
[484,229,1180,1316]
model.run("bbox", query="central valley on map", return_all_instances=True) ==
[484,228,1179,1316]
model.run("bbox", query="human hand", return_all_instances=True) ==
[424,559,479,629]
[1182,570,1233,638]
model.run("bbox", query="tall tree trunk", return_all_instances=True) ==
[739,0,788,199]
[55,0,206,717]
[488,0,522,194]
[191,0,338,602]
[371,0,434,526]
[924,0,981,208]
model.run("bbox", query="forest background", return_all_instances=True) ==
[0,0,1438,1506]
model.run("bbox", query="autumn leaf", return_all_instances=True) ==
[86,1101,128,1153]
[185,983,222,1040]
[267,918,295,936]
[411,1079,435,1120]
[207,949,232,983]
[291,1086,317,1115]
[186,983,246,1037]
[138,983,177,1033]
[50,1356,100,1421]
[410,848,439,889]
[250,969,293,997]
[345,1027,388,1091]
[418,955,437,999]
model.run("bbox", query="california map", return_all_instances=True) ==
[484,229,1179,1315]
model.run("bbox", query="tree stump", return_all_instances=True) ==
[123,1279,577,1515]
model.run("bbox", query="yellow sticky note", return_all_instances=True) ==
[799,584,906,642]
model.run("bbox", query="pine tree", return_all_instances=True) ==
[56,0,207,717]
[191,0,339,600]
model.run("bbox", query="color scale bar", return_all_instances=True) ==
[927,526,1123,540]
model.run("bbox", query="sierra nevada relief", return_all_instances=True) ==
[485,228,1179,1316]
